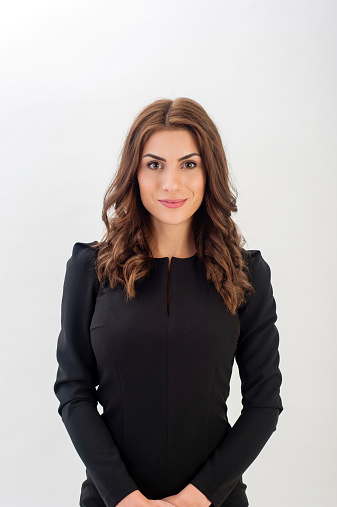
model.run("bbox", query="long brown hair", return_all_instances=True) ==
[92,97,254,315]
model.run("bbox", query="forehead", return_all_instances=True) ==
[142,129,198,154]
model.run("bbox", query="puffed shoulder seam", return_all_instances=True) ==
[70,241,100,290]
[238,249,272,315]
[71,240,99,265]
[243,249,271,283]
[242,248,261,264]
[72,240,99,255]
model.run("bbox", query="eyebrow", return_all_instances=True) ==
[142,152,201,162]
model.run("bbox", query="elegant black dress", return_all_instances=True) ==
[54,241,283,507]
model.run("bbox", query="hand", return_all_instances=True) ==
[115,490,177,507]
[161,484,211,507]
[159,493,181,506]
[115,485,211,507]
[147,502,177,506]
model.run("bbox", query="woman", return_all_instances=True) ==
[54,97,283,507]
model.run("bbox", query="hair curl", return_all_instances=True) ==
[91,97,255,315]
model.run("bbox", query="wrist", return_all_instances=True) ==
[115,489,149,506]
[179,484,211,507]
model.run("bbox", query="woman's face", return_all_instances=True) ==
[137,129,206,229]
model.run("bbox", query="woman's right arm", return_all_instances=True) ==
[54,242,141,507]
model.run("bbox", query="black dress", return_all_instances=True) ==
[54,241,283,507]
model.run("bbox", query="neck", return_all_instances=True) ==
[149,218,196,259]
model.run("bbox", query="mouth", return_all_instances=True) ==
[158,198,187,208]
[159,199,187,203]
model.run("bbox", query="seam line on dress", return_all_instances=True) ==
[209,361,220,456]
[166,260,171,495]
[166,303,170,495]
[114,356,125,454]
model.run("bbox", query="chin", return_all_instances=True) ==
[158,215,192,226]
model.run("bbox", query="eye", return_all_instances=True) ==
[147,161,162,170]
[146,160,197,170]
[183,161,197,169]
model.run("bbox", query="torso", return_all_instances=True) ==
[88,248,243,502]
[167,263,171,315]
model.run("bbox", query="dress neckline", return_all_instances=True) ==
[153,252,198,261]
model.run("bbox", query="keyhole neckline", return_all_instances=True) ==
[152,252,198,261]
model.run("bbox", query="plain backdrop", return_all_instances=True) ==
[1,1,336,506]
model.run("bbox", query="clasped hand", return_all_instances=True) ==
[149,491,185,506]
[116,484,211,507]
[149,484,211,506]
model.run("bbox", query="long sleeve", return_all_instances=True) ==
[190,250,283,507]
[53,241,138,507]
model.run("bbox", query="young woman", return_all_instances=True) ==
[54,97,283,507]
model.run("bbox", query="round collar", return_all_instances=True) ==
[152,252,198,261]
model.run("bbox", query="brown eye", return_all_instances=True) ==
[147,161,162,170]
[146,160,197,170]
[183,161,197,169]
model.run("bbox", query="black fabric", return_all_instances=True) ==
[54,241,283,507]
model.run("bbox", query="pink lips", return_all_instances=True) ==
[159,199,187,209]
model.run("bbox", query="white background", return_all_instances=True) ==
[1,1,336,506]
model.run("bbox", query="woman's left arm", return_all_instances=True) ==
[179,250,283,507]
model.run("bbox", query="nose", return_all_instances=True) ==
[161,167,182,192]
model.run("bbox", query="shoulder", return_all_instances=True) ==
[241,248,272,287]
[239,248,274,314]
[70,240,99,262]
[66,241,100,281]
[237,248,277,340]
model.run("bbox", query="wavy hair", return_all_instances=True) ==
[91,97,255,315]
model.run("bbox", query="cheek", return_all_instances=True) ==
[138,173,156,199]
[190,175,206,196]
